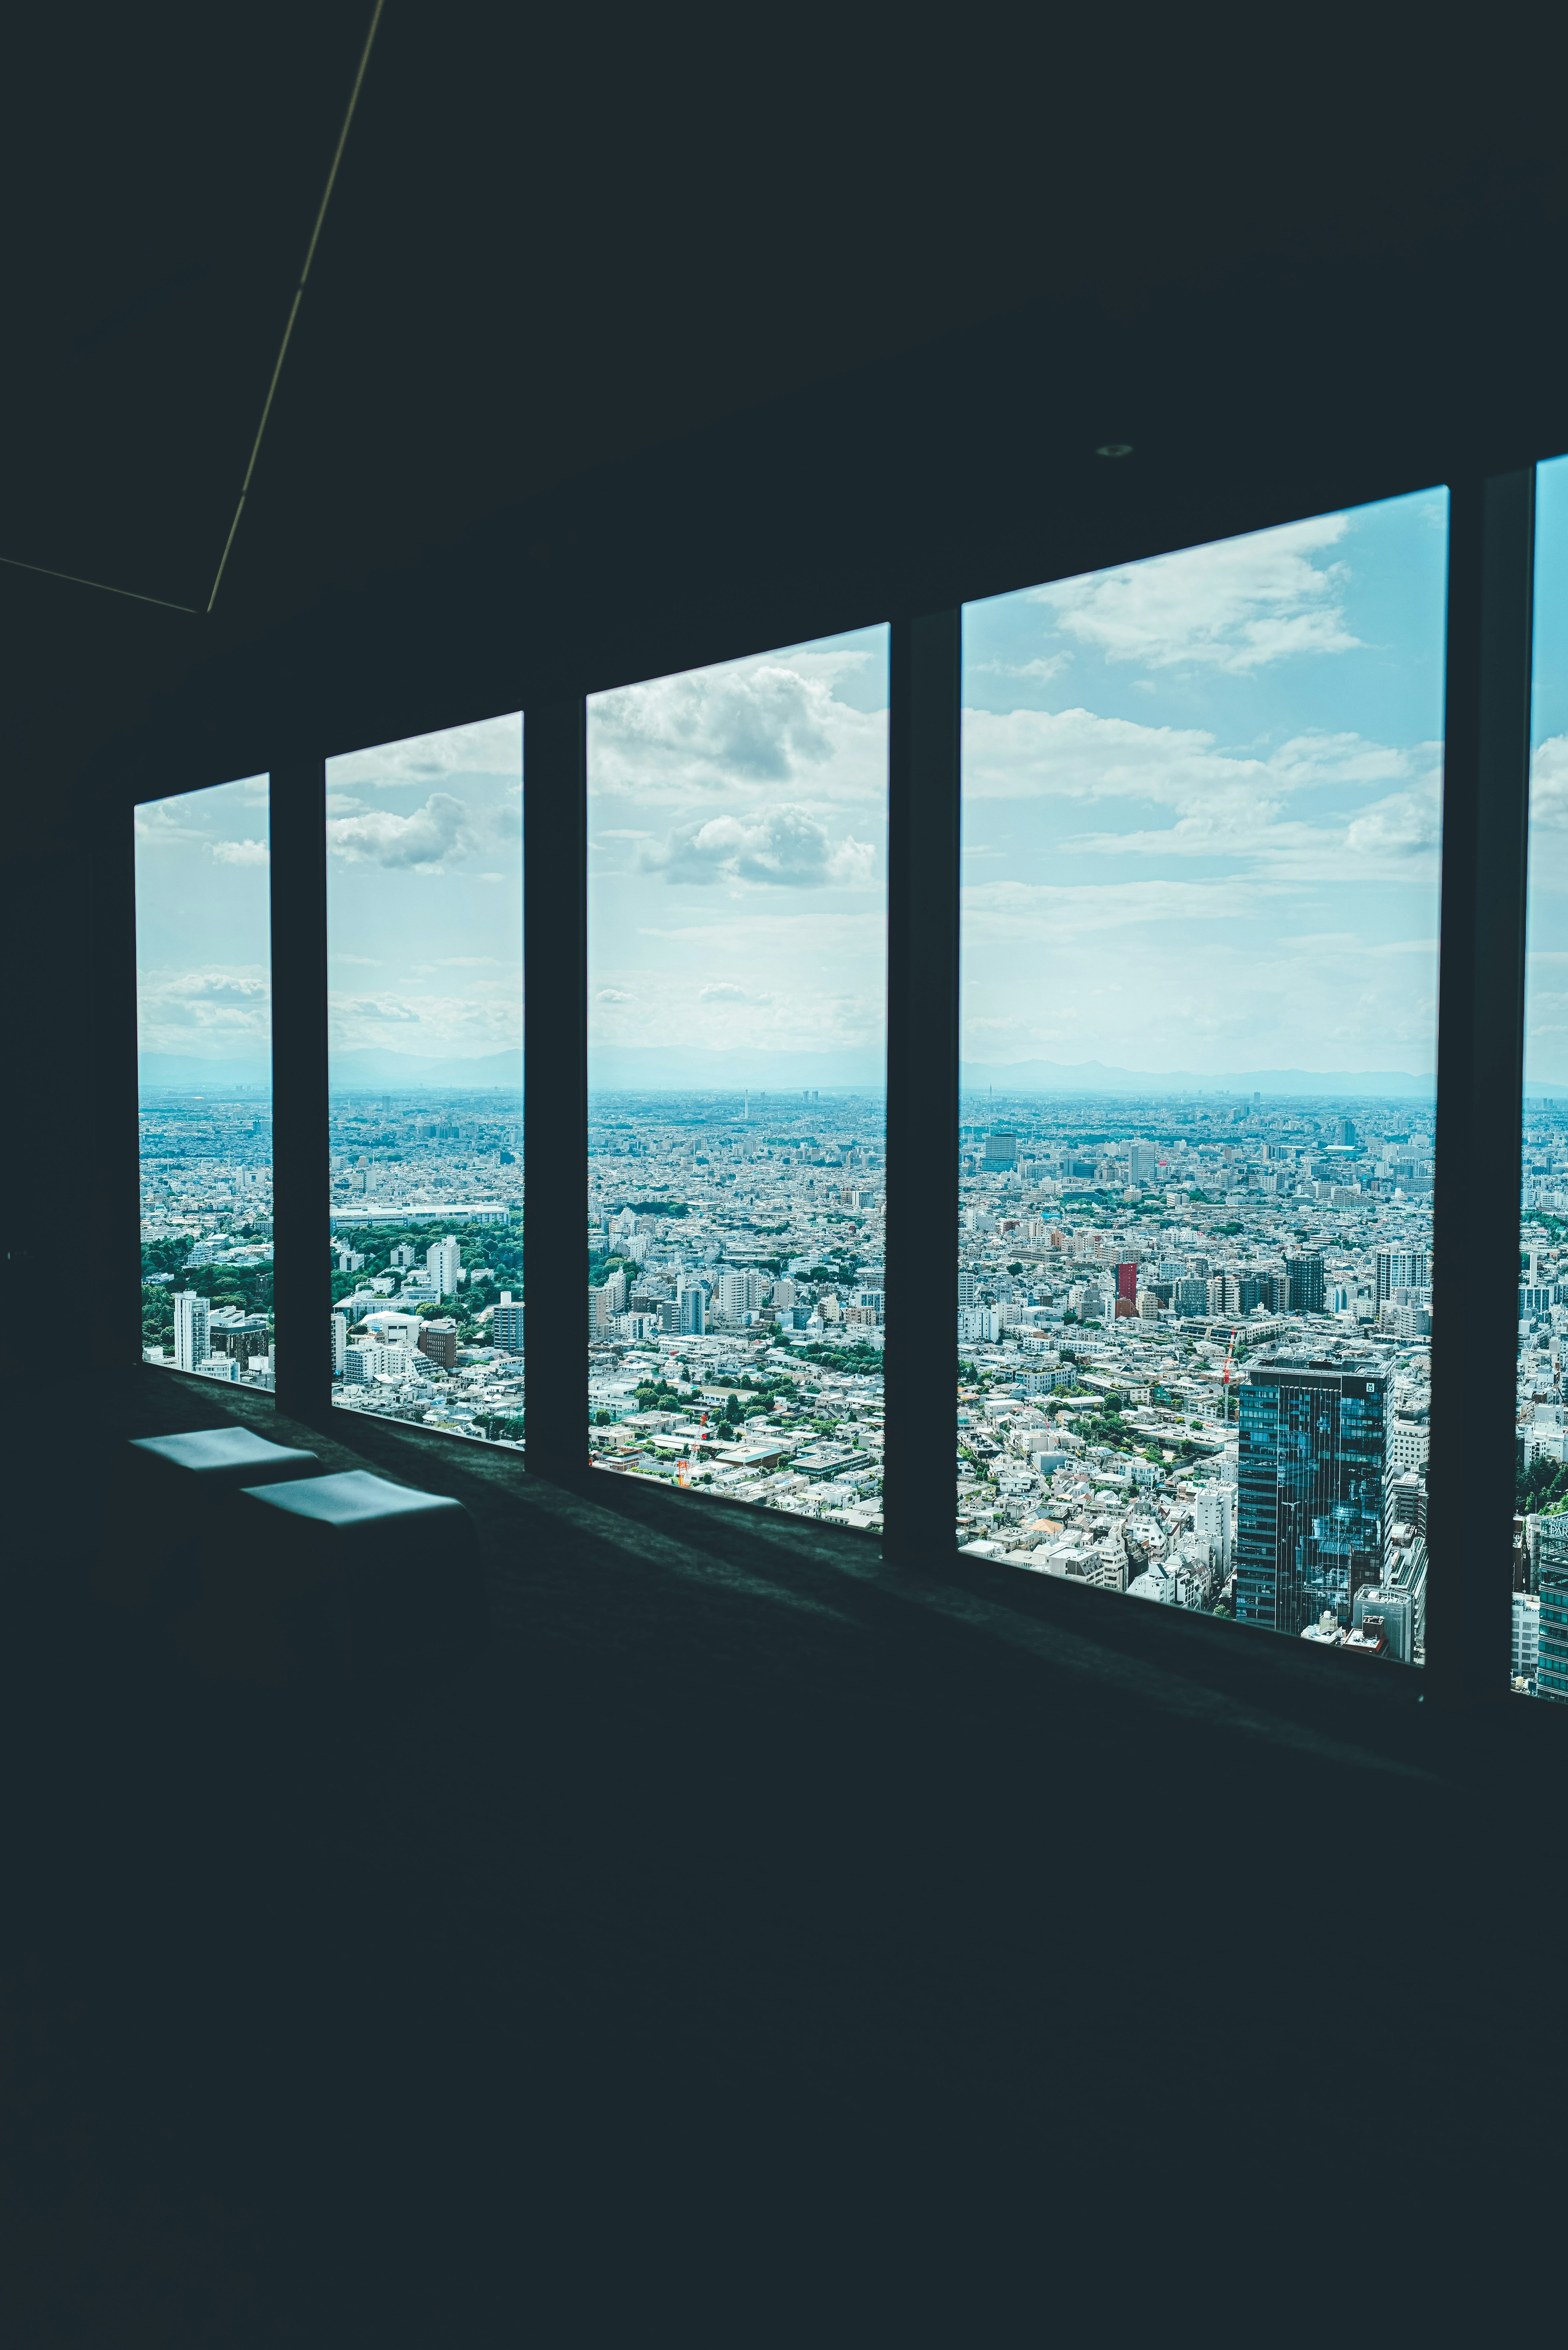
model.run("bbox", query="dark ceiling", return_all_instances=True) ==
[6,2,1568,785]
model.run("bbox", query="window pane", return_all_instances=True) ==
[1519,454,1568,1698]
[325,717,523,1443]
[587,628,889,1524]
[136,775,274,1387]
[959,493,1448,1661]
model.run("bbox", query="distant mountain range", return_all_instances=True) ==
[135,1043,1568,1102]
[958,1058,1439,1099]
[588,1046,884,1093]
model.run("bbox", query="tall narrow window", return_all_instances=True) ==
[325,716,523,1443]
[958,493,1448,1660]
[587,628,889,1524]
[1518,454,1568,1699]
[135,775,274,1386]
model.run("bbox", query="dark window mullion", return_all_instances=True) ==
[1430,470,1536,1703]
[884,610,962,1565]
[523,700,588,1478]
[93,788,141,1373]
[269,756,330,1422]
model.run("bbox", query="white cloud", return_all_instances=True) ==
[1344,789,1441,859]
[699,982,748,1001]
[210,837,269,867]
[970,653,1071,682]
[327,984,522,1054]
[1031,513,1360,672]
[136,965,271,1050]
[1532,736,1568,829]
[638,805,876,889]
[326,790,519,870]
[589,653,886,809]
[328,714,522,790]
[963,702,1437,882]
[596,988,634,1002]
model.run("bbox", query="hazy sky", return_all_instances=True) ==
[962,489,1450,1076]
[326,714,522,1070]
[588,628,889,1078]
[135,774,270,1068]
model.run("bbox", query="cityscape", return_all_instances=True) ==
[132,478,1568,1698]
[137,1073,1568,1692]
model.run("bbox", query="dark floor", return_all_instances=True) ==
[1,1366,1559,2341]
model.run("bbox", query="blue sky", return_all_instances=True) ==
[587,628,889,1081]
[325,715,522,1070]
[962,490,1450,1076]
[1526,455,1568,1084]
[135,774,271,1066]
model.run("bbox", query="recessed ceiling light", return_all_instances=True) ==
[1096,443,1134,459]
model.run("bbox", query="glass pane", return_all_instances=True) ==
[135,775,275,1387]
[1519,454,1568,1699]
[587,628,889,1525]
[959,493,1448,1662]
[325,716,523,1443]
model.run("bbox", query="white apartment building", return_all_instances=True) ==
[1192,1483,1232,1576]
[172,1288,211,1372]
[1388,1416,1430,1473]
[427,1235,461,1296]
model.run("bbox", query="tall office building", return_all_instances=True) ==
[172,1288,211,1373]
[983,1129,1018,1169]
[1352,1581,1415,1663]
[332,1310,348,1375]
[1236,1364,1388,1635]
[958,1272,979,1307]
[1375,1249,1428,1306]
[493,1294,525,1353]
[1537,1548,1568,1702]
[1535,1515,1568,1700]
[1127,1141,1159,1184]
[678,1286,706,1335]
[1287,1252,1325,1314]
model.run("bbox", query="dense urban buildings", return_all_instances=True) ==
[586,1090,888,1532]
[948,1086,1436,1667]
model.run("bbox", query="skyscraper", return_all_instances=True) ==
[1287,1252,1325,1314]
[172,1287,211,1373]
[1236,1364,1388,1636]
[1537,1525,1568,1703]
[1375,1249,1428,1305]
[678,1286,706,1335]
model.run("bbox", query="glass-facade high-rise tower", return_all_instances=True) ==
[1236,1365,1388,1637]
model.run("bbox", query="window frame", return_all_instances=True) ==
[100,460,1546,1711]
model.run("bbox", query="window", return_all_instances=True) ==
[958,493,1448,1659]
[324,716,523,1443]
[1519,454,1568,1697]
[135,775,274,1388]
[586,628,889,1523]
